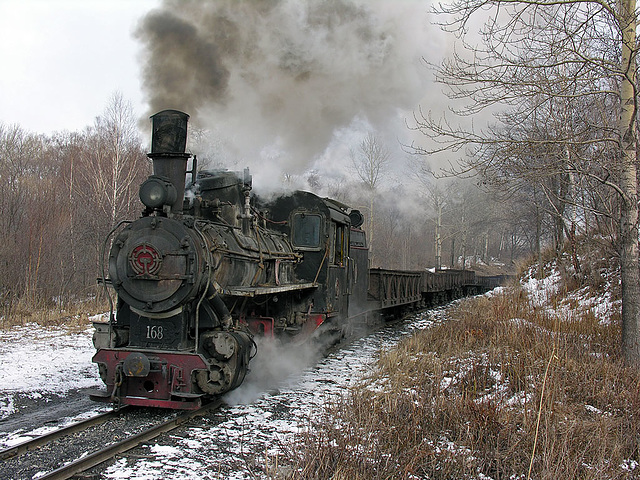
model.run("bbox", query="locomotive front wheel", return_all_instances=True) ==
[196,364,234,395]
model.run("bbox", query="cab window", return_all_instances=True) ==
[333,223,348,266]
[292,213,322,249]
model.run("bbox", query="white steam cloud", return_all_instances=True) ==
[224,336,324,405]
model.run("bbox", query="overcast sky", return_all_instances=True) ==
[0,0,160,135]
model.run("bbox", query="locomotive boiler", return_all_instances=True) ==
[92,110,323,409]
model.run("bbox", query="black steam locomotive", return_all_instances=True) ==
[91,110,495,410]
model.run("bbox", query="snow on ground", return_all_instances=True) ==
[521,264,562,308]
[101,311,442,479]
[0,321,102,419]
[0,262,621,478]
[520,260,621,325]
[0,306,443,479]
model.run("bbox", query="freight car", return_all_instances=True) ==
[91,110,501,410]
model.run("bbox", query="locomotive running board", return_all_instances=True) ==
[223,282,318,297]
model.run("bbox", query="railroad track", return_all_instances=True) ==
[0,400,223,480]
[0,408,125,461]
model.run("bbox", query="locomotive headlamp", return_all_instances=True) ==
[139,175,177,209]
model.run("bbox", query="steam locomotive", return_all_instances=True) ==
[91,110,497,410]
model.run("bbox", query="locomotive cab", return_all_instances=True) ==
[260,192,366,330]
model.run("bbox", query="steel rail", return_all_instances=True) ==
[38,399,223,480]
[0,407,126,461]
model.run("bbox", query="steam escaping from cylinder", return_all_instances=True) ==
[135,0,440,185]
[223,335,325,405]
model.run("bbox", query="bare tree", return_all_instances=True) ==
[306,169,322,191]
[412,0,640,365]
[0,125,50,300]
[0,94,152,317]
[413,162,451,269]
[413,160,511,270]
[350,132,390,259]
[76,93,150,274]
[326,177,349,203]
[0,124,85,309]
[79,92,149,229]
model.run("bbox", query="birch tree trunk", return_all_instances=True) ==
[618,0,640,365]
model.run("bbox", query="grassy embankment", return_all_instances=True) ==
[284,248,640,479]
[0,295,109,330]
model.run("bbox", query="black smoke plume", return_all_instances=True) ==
[136,0,437,184]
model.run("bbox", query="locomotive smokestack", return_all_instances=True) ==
[147,110,191,215]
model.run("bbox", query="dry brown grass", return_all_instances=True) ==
[284,284,639,479]
[0,292,111,331]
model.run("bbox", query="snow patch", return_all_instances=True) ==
[0,323,101,418]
